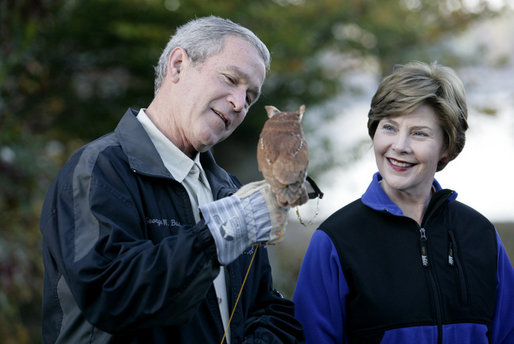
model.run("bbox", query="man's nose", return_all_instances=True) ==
[228,88,247,113]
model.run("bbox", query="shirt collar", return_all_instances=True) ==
[136,108,194,182]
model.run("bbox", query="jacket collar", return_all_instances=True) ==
[115,108,172,178]
[115,108,239,198]
[361,172,457,216]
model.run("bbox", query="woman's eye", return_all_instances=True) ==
[413,131,428,137]
[382,124,395,131]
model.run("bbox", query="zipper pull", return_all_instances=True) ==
[420,227,430,268]
[448,241,455,266]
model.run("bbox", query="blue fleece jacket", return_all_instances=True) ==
[293,172,514,343]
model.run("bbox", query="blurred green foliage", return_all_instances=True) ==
[0,0,508,342]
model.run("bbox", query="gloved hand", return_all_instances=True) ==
[199,181,288,265]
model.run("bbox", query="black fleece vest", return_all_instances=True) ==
[319,190,497,344]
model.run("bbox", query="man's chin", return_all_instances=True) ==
[197,129,233,149]
[194,140,217,153]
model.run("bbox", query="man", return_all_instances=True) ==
[40,16,305,343]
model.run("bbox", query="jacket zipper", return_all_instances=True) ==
[419,228,430,267]
[417,189,454,344]
[448,231,469,305]
[419,227,443,344]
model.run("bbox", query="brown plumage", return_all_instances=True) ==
[257,105,309,207]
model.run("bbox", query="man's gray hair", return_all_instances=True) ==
[154,16,271,94]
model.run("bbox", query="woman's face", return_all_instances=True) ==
[373,104,448,199]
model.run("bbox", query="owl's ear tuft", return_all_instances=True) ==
[298,105,306,122]
[265,105,281,118]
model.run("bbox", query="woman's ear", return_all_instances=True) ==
[440,145,451,162]
[439,150,451,165]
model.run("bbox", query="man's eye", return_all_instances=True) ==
[224,75,236,84]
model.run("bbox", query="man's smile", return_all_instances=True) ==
[212,108,229,127]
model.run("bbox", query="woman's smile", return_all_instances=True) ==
[387,157,415,171]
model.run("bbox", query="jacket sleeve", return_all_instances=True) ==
[237,246,305,344]
[293,230,349,344]
[490,231,514,343]
[43,149,220,333]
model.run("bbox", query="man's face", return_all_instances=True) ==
[171,35,266,155]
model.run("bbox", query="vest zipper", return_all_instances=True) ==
[417,190,455,344]
[448,231,469,305]
[419,227,443,344]
[448,240,454,266]
[419,228,430,267]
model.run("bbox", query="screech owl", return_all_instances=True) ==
[257,105,309,207]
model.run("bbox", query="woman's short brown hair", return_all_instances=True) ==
[367,61,468,171]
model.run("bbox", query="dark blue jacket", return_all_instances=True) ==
[40,108,304,343]
[293,173,514,343]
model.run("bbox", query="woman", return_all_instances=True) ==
[293,61,514,343]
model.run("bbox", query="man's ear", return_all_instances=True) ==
[167,47,188,83]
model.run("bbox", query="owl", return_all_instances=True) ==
[257,105,309,207]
